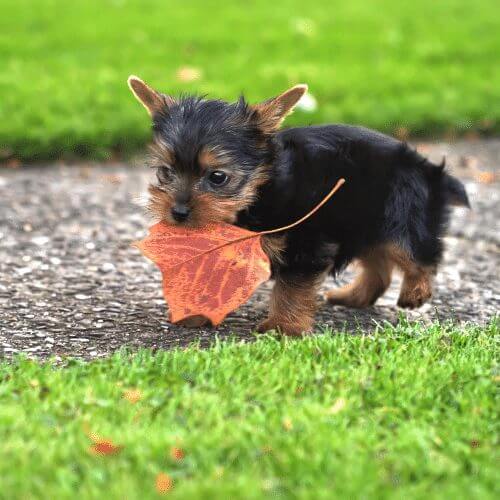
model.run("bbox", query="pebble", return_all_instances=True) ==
[75,294,91,300]
[31,236,50,246]
[16,267,32,275]
[100,262,116,273]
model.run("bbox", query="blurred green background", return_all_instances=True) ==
[1,0,499,161]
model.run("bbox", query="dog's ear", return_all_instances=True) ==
[127,75,175,116]
[252,84,308,132]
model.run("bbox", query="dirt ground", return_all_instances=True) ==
[1,139,499,359]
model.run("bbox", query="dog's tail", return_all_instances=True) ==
[442,172,470,208]
[414,152,470,208]
[402,144,471,208]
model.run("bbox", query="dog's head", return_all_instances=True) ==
[128,76,306,226]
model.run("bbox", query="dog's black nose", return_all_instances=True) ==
[171,204,190,222]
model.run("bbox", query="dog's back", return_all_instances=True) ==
[277,124,468,264]
[268,124,469,309]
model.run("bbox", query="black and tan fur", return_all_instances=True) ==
[128,76,470,336]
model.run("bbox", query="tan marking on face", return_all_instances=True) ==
[147,160,272,227]
[188,163,271,226]
[147,185,175,223]
[197,146,233,171]
[149,141,175,166]
[190,192,242,225]
[198,148,219,171]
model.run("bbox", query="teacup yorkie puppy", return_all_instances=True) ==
[128,75,469,336]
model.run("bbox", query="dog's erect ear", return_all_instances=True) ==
[252,84,308,132]
[127,75,175,116]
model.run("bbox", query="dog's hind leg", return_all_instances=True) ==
[325,246,394,308]
[383,244,434,309]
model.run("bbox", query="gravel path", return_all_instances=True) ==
[1,140,499,359]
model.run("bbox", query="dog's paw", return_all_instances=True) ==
[397,287,432,309]
[257,317,312,337]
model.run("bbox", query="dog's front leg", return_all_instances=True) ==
[257,271,324,336]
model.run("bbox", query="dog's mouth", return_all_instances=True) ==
[148,184,243,228]
[155,207,236,229]
[166,217,202,228]
[166,213,236,228]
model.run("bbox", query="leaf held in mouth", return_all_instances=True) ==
[135,223,271,326]
[134,178,345,326]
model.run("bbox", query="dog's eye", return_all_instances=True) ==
[208,170,229,186]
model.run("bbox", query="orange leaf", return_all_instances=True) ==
[135,223,271,325]
[86,427,123,456]
[134,179,345,325]
[170,446,185,460]
[89,438,123,456]
[156,472,173,493]
[123,388,143,404]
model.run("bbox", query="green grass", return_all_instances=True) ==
[0,320,498,499]
[0,0,499,161]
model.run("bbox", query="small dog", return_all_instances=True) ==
[128,76,469,335]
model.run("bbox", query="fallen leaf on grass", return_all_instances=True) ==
[123,388,143,404]
[470,439,481,449]
[282,417,293,431]
[156,472,173,493]
[170,446,185,461]
[89,438,123,456]
[176,66,202,82]
[134,179,345,325]
[86,427,123,456]
[328,397,347,415]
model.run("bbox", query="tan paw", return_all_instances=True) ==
[257,317,312,336]
[397,287,432,309]
[177,315,210,327]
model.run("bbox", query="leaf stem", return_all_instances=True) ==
[259,178,345,235]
